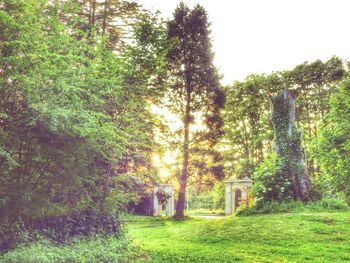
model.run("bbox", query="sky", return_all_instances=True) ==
[137,0,350,85]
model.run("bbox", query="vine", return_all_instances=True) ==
[156,189,172,205]
[254,90,311,205]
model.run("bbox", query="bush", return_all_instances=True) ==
[237,196,349,216]
[307,195,349,210]
[252,154,293,208]
[0,210,122,252]
[310,79,350,200]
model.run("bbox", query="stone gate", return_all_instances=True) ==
[225,177,253,215]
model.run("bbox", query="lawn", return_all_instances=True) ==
[127,211,350,263]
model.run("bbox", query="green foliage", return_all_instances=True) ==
[0,235,140,263]
[239,200,305,215]
[307,195,349,210]
[311,77,350,200]
[213,181,225,210]
[0,0,167,224]
[0,210,122,252]
[184,182,225,213]
[238,196,348,216]
[188,193,214,210]
[253,154,292,207]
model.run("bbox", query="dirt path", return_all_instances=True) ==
[188,214,224,219]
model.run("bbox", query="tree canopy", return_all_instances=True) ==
[0,0,168,223]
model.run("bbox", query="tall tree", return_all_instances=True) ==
[166,3,224,218]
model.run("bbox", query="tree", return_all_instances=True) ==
[0,0,168,223]
[269,90,311,200]
[311,77,350,200]
[76,0,140,49]
[253,90,312,205]
[166,3,224,218]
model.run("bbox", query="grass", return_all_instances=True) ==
[2,210,349,262]
[127,211,350,262]
[0,235,141,263]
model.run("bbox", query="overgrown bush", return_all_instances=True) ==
[0,210,122,253]
[252,154,293,208]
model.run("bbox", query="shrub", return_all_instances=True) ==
[237,196,349,216]
[252,154,293,208]
[307,195,349,210]
[0,210,122,253]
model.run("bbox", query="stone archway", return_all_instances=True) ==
[153,184,175,216]
[225,177,253,215]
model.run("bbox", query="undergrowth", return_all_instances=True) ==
[0,235,141,263]
[236,196,349,216]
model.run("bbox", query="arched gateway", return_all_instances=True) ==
[225,178,253,215]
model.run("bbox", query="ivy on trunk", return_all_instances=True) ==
[268,90,312,201]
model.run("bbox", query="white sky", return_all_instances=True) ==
[137,0,350,85]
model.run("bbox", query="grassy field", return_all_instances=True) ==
[127,211,350,263]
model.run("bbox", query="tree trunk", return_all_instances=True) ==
[174,87,191,218]
[270,90,312,200]
[102,0,108,35]
[91,0,96,26]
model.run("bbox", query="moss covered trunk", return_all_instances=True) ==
[269,90,311,200]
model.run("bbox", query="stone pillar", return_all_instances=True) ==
[167,186,175,216]
[153,186,162,216]
[164,185,175,216]
[225,179,233,215]
[241,190,247,200]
